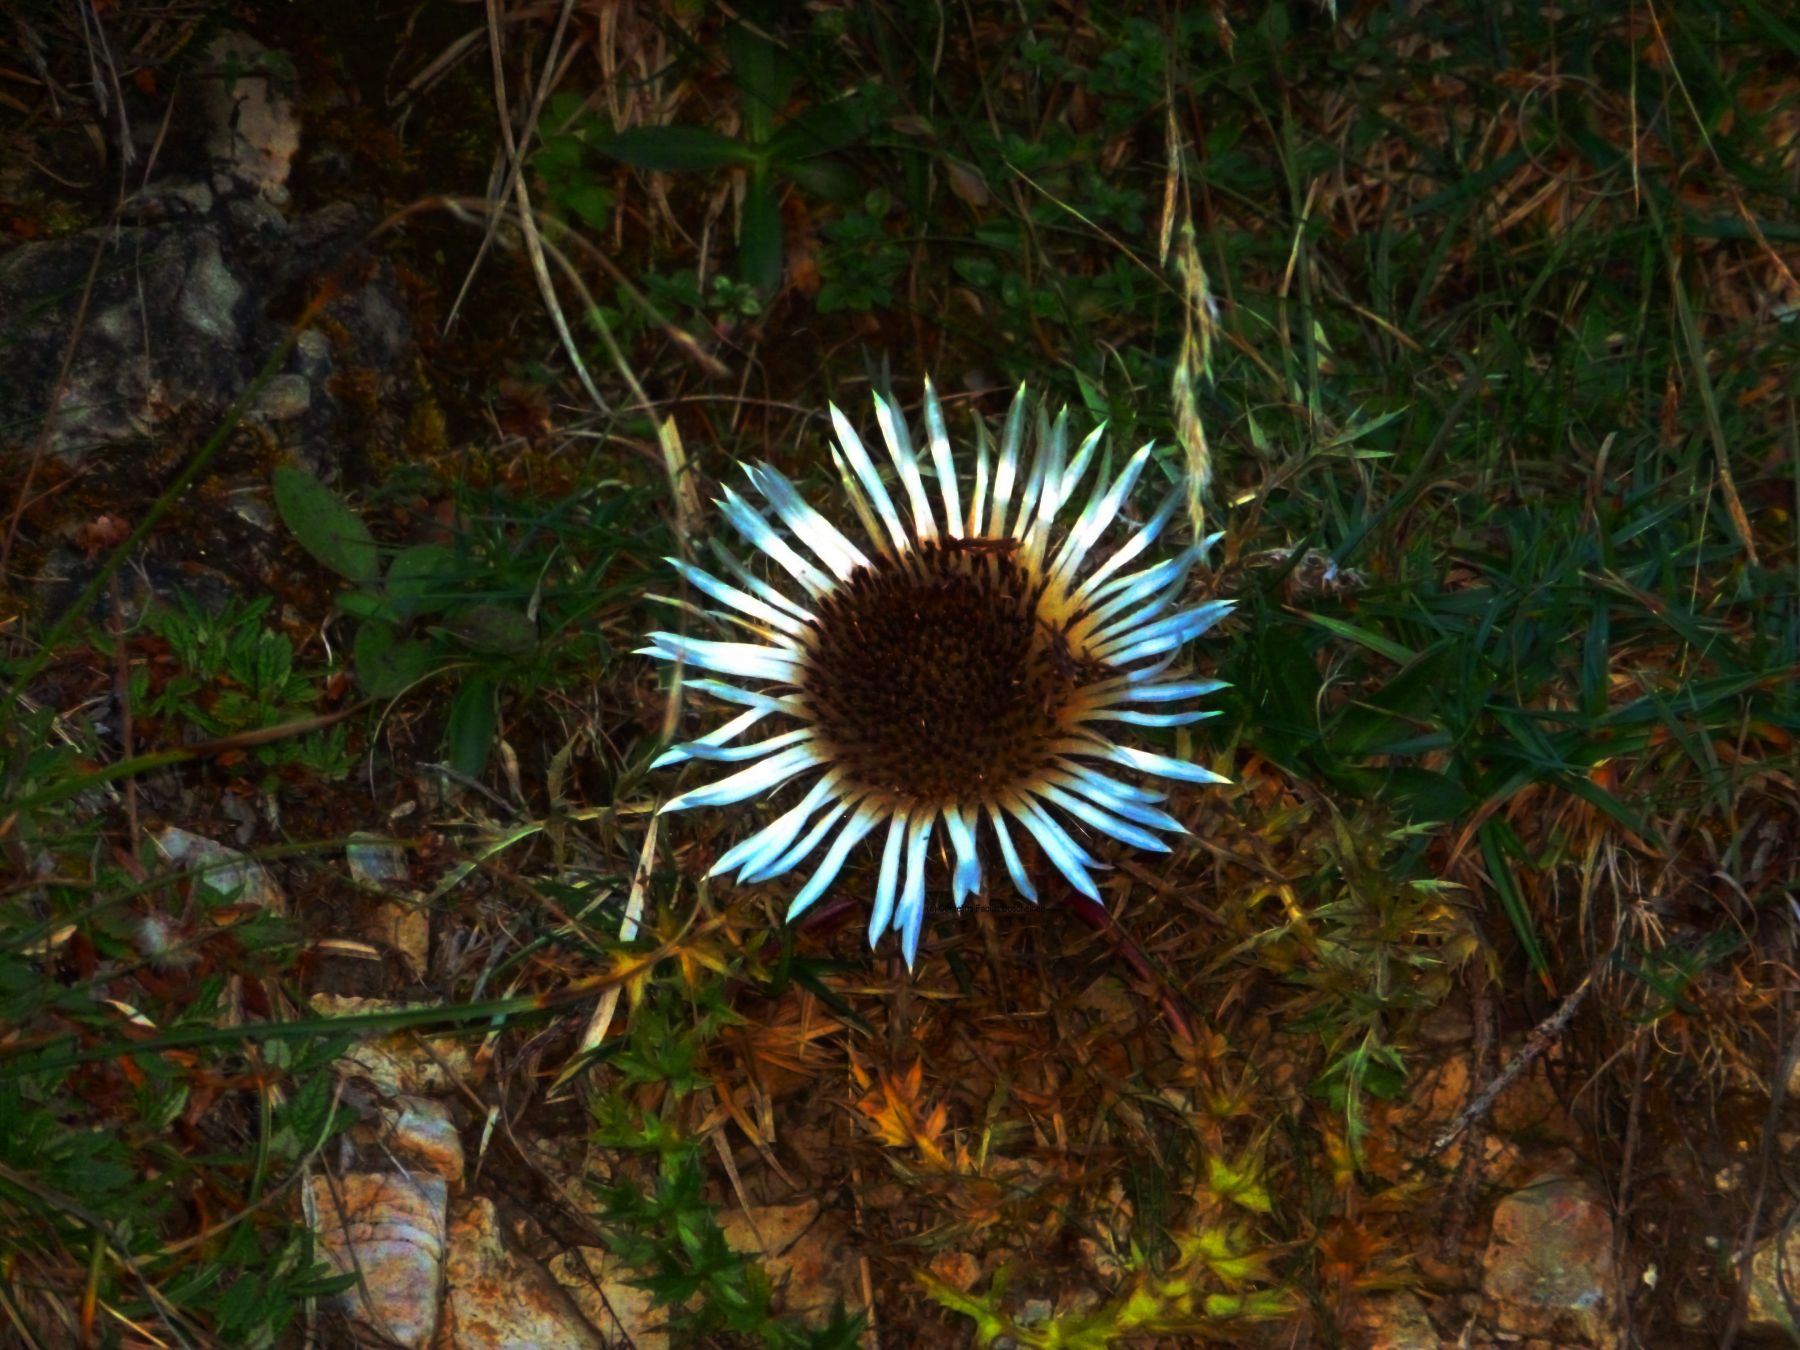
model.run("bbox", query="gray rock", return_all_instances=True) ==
[0,31,413,477]
[1480,1173,1619,1347]
[255,372,311,420]
[1,34,418,644]
[121,180,215,223]
[174,232,246,340]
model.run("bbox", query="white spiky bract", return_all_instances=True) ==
[639,381,1232,967]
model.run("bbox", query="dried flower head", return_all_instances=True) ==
[641,382,1231,966]
[133,911,199,972]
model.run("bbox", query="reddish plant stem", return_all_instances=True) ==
[1062,890,1193,1044]
[792,894,864,938]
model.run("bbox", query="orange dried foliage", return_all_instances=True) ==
[722,988,841,1099]
[853,1057,951,1172]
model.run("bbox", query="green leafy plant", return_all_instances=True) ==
[135,591,350,777]
[922,1236,1295,1347]
[272,464,528,776]
[0,825,358,1347]
[534,100,618,236]
[551,20,880,294]
[586,267,767,350]
[272,462,650,780]
[815,193,909,313]
[588,974,864,1348]
[271,464,480,698]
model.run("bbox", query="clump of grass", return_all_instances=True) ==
[0,794,357,1347]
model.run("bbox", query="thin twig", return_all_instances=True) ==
[1063,889,1194,1044]
[1439,973,1497,1259]
[447,0,576,330]
[1431,954,1608,1155]
[109,574,139,854]
[1614,1031,1649,1343]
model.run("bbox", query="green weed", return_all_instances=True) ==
[588,967,866,1347]
[136,592,351,778]
[273,461,651,780]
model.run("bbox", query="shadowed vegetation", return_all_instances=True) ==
[1,0,1795,1344]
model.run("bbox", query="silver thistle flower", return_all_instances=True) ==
[640,382,1232,967]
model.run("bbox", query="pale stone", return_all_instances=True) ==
[348,1095,463,1189]
[203,33,300,203]
[348,834,429,980]
[367,899,430,980]
[310,993,481,1095]
[550,1248,669,1350]
[153,826,284,911]
[254,373,310,420]
[309,1171,447,1348]
[1744,1222,1800,1336]
[441,1196,603,1348]
[347,833,410,884]
[174,235,244,340]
